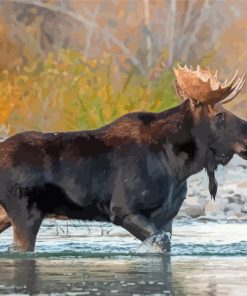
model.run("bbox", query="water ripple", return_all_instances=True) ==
[1,222,247,258]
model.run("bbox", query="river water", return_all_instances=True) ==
[0,221,247,295]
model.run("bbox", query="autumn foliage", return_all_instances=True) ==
[0,49,178,135]
[0,0,246,136]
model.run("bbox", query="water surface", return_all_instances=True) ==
[0,221,247,295]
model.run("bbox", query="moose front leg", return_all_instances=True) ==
[141,230,171,252]
[119,213,158,241]
[121,213,171,252]
[161,220,173,234]
[110,161,173,252]
[111,210,170,252]
[137,207,174,252]
[142,217,173,252]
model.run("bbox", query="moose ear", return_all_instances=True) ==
[188,98,203,112]
[174,80,190,101]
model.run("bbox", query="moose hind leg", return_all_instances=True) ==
[0,217,11,233]
[0,206,11,233]
[11,214,43,252]
[8,204,43,252]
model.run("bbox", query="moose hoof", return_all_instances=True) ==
[138,231,171,254]
[8,242,34,253]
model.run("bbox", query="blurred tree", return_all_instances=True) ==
[0,0,246,72]
[0,0,246,133]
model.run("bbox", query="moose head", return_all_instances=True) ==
[173,65,246,198]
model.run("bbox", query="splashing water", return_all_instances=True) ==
[1,220,247,258]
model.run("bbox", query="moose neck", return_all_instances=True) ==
[155,101,210,181]
[101,100,210,180]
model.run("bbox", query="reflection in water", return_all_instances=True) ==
[0,256,182,295]
[173,258,247,296]
[13,259,37,294]
[0,256,247,295]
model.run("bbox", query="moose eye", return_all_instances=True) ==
[216,112,225,124]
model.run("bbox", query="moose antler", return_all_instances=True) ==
[173,64,245,105]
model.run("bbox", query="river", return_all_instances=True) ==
[0,221,247,295]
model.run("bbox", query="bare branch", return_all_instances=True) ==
[180,0,209,61]
[166,0,176,68]
[9,0,144,74]
[144,0,153,68]
[83,4,101,58]
[10,0,96,28]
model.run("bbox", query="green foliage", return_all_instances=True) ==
[0,49,179,134]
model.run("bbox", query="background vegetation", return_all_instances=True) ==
[0,0,246,135]
[0,49,178,134]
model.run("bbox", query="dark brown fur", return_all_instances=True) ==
[0,99,247,252]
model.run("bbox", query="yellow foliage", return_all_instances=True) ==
[0,49,179,135]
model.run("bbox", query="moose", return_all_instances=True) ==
[0,65,246,252]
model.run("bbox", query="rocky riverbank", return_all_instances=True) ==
[177,156,247,221]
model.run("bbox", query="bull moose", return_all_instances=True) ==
[0,65,246,252]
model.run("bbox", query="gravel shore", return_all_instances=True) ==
[177,156,247,221]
